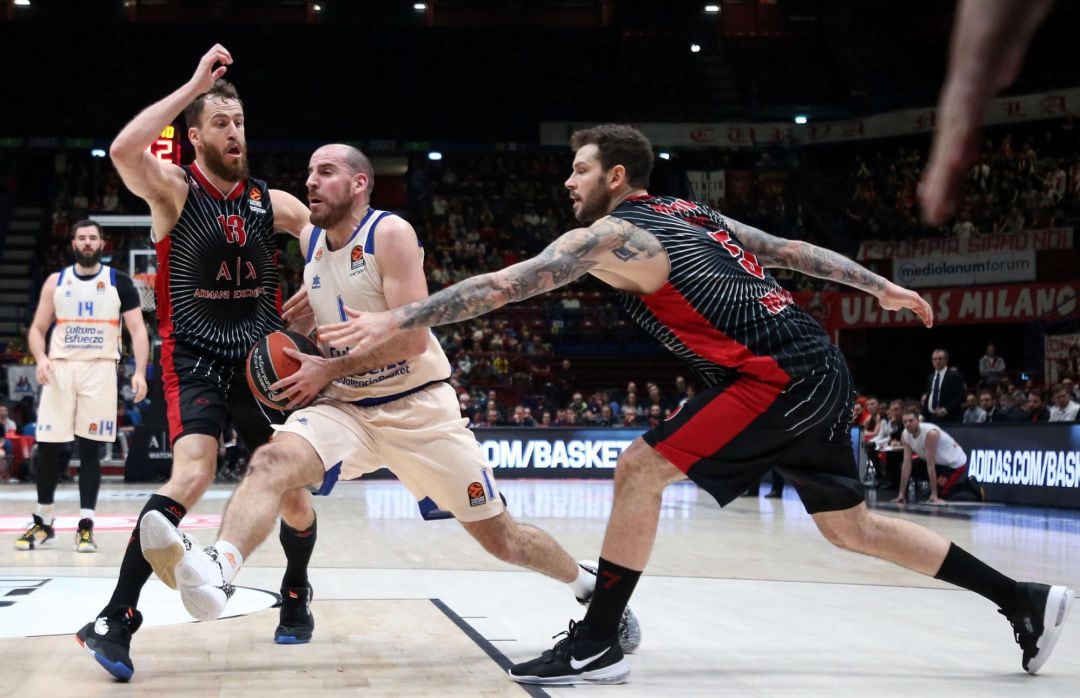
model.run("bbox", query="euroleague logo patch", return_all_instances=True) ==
[248,186,265,213]
[467,481,487,507]
[350,245,365,271]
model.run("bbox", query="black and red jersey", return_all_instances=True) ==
[608,194,834,388]
[154,162,282,361]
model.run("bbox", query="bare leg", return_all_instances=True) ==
[600,439,687,570]
[158,434,219,508]
[218,433,323,557]
[460,511,579,582]
[813,503,950,575]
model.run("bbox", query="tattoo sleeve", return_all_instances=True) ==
[390,217,654,330]
[725,216,886,294]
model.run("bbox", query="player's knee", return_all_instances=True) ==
[168,462,216,500]
[244,445,294,488]
[614,440,672,493]
[279,487,313,523]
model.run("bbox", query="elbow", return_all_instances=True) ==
[109,139,142,168]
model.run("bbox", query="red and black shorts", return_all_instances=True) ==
[643,349,862,514]
[160,338,287,449]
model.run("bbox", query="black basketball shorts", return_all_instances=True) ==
[643,348,863,514]
[160,338,286,449]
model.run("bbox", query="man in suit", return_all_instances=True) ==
[923,348,965,423]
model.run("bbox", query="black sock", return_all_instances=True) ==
[279,514,317,589]
[34,442,64,508]
[77,437,102,511]
[934,543,1019,615]
[102,494,187,615]
[582,557,641,643]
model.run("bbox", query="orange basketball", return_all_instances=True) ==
[245,330,322,409]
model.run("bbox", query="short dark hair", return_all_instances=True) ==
[70,219,103,238]
[569,124,654,189]
[184,79,243,128]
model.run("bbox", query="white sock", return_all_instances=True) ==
[35,504,54,526]
[569,564,595,600]
[80,508,94,521]
[213,540,244,584]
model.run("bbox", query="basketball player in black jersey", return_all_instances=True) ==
[75,45,320,681]
[324,124,1073,684]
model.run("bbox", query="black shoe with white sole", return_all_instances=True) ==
[509,620,629,685]
[1002,582,1074,674]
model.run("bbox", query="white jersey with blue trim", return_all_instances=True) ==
[49,265,124,361]
[304,208,451,403]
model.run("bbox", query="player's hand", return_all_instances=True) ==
[875,281,933,328]
[189,44,233,94]
[318,306,397,357]
[282,286,316,333]
[918,82,984,225]
[269,346,331,410]
[131,372,148,403]
[35,357,53,385]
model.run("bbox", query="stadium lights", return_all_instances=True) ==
[690,43,701,53]
[428,151,443,161]
[704,4,720,13]
[414,2,427,10]
[794,115,808,124]
[313,3,322,12]
[658,152,671,160]
[14,0,30,6]
[90,148,107,158]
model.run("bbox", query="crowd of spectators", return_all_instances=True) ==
[11,120,1080,439]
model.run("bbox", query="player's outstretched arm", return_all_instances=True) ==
[110,44,232,202]
[919,0,1054,224]
[725,216,934,328]
[319,218,645,356]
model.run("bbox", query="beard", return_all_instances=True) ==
[75,248,103,267]
[309,197,354,229]
[202,143,248,183]
[573,188,613,224]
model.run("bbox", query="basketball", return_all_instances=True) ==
[245,330,323,409]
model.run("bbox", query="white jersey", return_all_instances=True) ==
[902,421,966,469]
[49,265,124,361]
[304,209,451,403]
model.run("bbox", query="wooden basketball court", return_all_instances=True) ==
[1,479,1077,696]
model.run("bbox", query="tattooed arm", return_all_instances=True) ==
[319,215,659,354]
[723,215,934,327]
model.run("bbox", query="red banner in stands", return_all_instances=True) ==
[856,228,1074,261]
[793,281,1079,330]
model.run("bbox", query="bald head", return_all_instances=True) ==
[307,144,376,229]
[314,143,373,182]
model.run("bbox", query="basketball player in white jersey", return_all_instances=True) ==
[894,407,968,504]
[16,219,148,552]
[140,143,640,653]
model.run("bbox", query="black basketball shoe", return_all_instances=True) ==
[75,606,143,682]
[1002,582,1074,674]
[13,514,55,550]
[509,620,629,685]
[274,584,315,644]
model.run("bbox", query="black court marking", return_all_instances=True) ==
[430,598,552,698]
